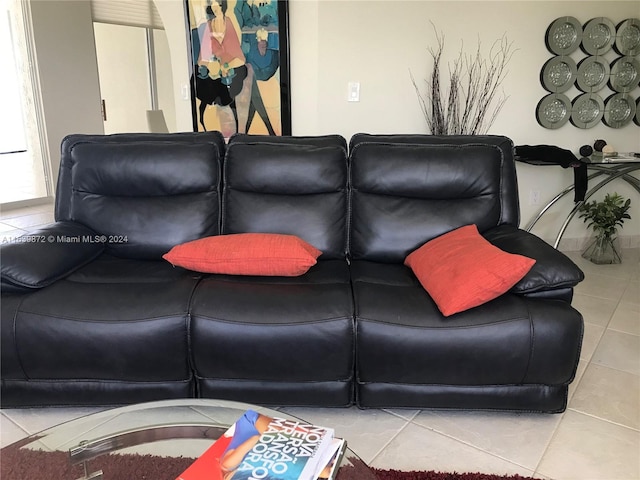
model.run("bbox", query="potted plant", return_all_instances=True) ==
[578,192,631,264]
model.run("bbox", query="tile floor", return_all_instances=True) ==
[1,203,639,479]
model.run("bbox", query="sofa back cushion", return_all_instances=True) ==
[349,134,519,263]
[55,132,224,259]
[229,133,347,148]
[222,136,349,260]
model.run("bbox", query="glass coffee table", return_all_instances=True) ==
[2,399,375,480]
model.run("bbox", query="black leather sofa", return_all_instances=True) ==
[1,132,584,412]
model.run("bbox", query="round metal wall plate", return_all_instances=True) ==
[546,17,582,55]
[541,56,577,92]
[571,93,605,128]
[615,18,640,56]
[582,17,616,55]
[609,56,640,93]
[536,93,572,129]
[603,93,636,128]
[576,56,610,92]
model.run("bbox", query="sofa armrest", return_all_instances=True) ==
[1,222,105,294]
[483,225,584,294]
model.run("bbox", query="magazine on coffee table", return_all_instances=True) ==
[315,437,347,480]
[176,409,340,480]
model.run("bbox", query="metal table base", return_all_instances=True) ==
[523,161,640,249]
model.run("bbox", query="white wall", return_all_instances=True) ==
[29,0,104,186]
[155,28,177,132]
[154,0,194,132]
[287,0,640,248]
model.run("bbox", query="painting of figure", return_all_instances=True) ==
[186,0,290,137]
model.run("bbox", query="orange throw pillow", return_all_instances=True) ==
[404,224,536,316]
[163,233,322,276]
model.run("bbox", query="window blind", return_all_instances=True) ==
[91,0,164,30]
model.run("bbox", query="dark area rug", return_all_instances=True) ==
[1,438,535,480]
[374,469,535,480]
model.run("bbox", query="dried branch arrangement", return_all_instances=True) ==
[411,26,516,135]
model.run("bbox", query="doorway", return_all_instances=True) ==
[93,22,175,134]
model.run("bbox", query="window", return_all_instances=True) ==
[0,0,51,204]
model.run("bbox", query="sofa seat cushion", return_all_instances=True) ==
[5,255,197,383]
[65,253,202,283]
[352,261,583,387]
[190,260,354,405]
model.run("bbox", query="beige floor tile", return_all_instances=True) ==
[537,410,640,480]
[1,413,29,448]
[1,211,54,229]
[609,302,640,336]
[580,322,606,362]
[370,422,535,476]
[568,359,589,402]
[280,406,410,465]
[591,330,640,376]
[569,364,640,430]
[612,257,640,280]
[631,264,640,282]
[621,281,640,306]
[410,410,562,471]
[620,248,640,263]
[571,293,618,328]
[566,251,637,281]
[0,221,21,233]
[0,203,54,220]
[2,406,107,437]
[35,405,221,452]
[382,408,422,422]
[574,272,630,302]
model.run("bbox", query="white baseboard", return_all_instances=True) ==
[553,235,640,252]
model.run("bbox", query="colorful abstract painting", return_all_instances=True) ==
[186,0,291,136]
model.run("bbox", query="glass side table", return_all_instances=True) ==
[517,155,640,248]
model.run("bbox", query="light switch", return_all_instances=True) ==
[348,82,360,102]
